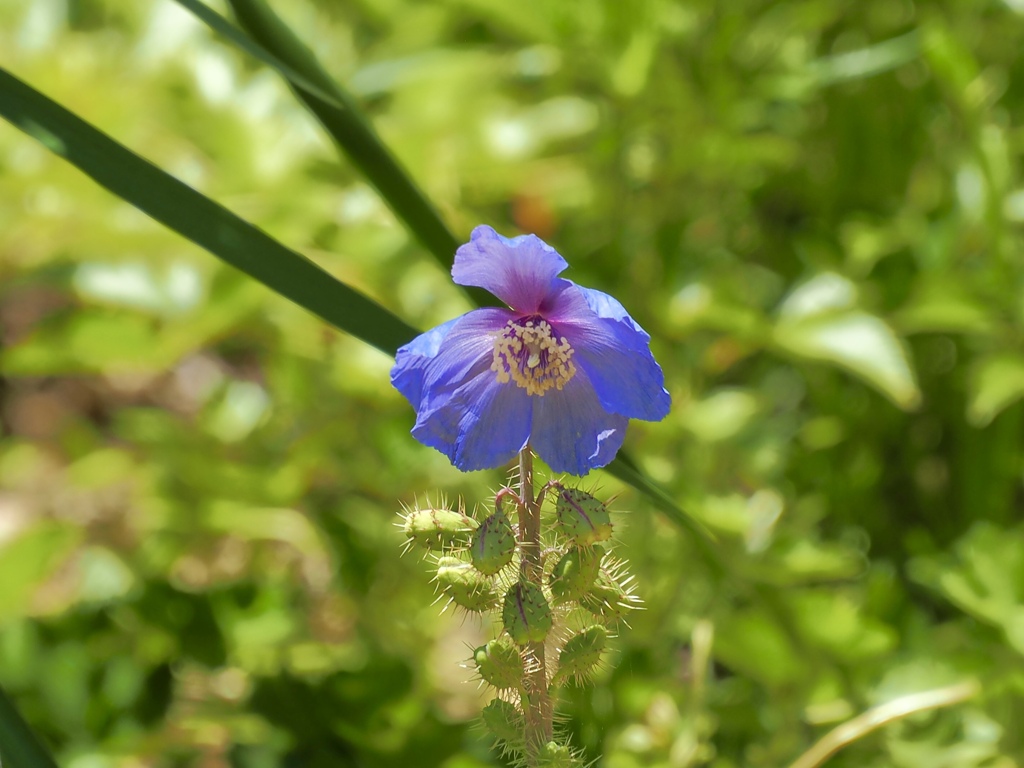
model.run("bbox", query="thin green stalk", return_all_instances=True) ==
[516,447,553,754]
[0,684,59,768]
[0,65,417,357]
[220,0,495,308]
[787,680,980,768]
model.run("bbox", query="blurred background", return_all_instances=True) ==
[2,0,1024,766]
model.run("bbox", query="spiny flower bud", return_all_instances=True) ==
[436,556,496,612]
[470,510,516,576]
[549,545,604,604]
[555,488,612,545]
[502,581,553,645]
[555,625,606,683]
[536,741,584,767]
[581,572,634,622]
[473,637,522,690]
[402,503,477,551]
[481,699,524,746]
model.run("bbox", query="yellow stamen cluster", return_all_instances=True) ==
[492,318,576,396]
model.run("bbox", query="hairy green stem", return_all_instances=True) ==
[517,447,553,754]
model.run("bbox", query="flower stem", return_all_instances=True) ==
[517,447,553,753]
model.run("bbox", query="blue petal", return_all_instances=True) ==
[531,367,628,475]
[414,308,512,415]
[412,369,533,471]
[452,225,568,314]
[548,284,671,422]
[390,317,461,410]
[400,307,528,470]
[574,286,644,332]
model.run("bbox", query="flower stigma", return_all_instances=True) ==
[491,317,576,396]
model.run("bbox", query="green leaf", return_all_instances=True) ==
[0,684,59,768]
[922,21,982,110]
[777,272,858,318]
[967,353,1024,426]
[895,276,997,336]
[171,0,350,111]
[909,523,1024,654]
[808,30,921,85]
[774,311,922,410]
[789,591,896,662]
[0,522,81,622]
[0,66,417,357]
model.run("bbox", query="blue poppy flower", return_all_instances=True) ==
[391,225,670,475]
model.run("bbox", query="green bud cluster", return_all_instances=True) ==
[398,483,638,767]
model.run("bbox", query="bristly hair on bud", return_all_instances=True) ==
[553,625,607,685]
[531,740,587,768]
[549,545,604,604]
[470,509,516,576]
[399,495,478,554]
[502,581,553,645]
[473,637,524,691]
[554,487,613,545]
[481,699,526,757]
[580,555,642,625]
[435,555,498,613]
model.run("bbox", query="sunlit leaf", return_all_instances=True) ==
[205,502,329,561]
[808,31,921,85]
[778,273,858,319]
[909,523,1024,654]
[0,522,81,622]
[967,353,1024,426]
[790,591,896,661]
[895,277,997,336]
[922,22,982,110]
[774,311,922,410]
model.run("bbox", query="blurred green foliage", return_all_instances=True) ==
[2,0,1024,766]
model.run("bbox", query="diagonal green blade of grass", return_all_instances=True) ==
[0,684,59,768]
[173,0,349,111]
[604,454,720,556]
[0,66,417,357]
[173,0,496,307]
